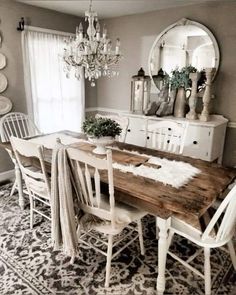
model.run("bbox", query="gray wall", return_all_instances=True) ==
[0,0,85,173]
[96,1,236,167]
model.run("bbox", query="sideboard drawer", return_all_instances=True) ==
[183,125,212,161]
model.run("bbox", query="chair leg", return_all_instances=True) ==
[10,179,17,196]
[70,256,75,264]
[156,217,159,239]
[29,195,34,230]
[105,234,113,288]
[167,231,174,249]
[76,224,81,238]
[137,219,145,255]
[227,239,236,270]
[204,247,211,295]
[15,163,24,210]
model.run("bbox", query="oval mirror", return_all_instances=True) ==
[148,18,220,92]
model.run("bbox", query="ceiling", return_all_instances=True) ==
[16,0,230,19]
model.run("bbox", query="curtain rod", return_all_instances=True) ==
[17,17,75,37]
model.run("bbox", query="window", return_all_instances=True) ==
[22,29,85,133]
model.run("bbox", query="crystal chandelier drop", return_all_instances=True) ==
[63,0,122,86]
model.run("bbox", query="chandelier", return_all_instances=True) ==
[63,0,122,86]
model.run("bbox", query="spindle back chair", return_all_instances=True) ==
[145,120,188,154]
[67,147,146,287]
[168,185,236,295]
[0,112,41,198]
[10,136,51,229]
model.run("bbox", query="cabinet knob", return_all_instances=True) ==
[147,136,150,140]
[168,128,172,131]
[193,140,198,145]
[127,129,131,132]
[167,140,170,143]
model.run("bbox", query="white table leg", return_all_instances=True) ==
[15,163,24,210]
[156,216,171,295]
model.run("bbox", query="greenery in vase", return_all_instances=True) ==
[83,117,122,138]
[169,65,197,90]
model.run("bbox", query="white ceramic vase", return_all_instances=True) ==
[88,136,115,155]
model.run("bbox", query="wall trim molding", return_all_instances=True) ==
[0,169,14,183]
[228,122,236,128]
[85,107,127,114]
[86,107,236,128]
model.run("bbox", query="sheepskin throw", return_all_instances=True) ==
[112,148,200,188]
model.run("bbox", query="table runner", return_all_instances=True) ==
[111,147,201,188]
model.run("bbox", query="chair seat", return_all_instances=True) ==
[24,165,50,200]
[171,209,219,247]
[91,194,147,235]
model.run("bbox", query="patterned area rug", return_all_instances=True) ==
[0,182,235,295]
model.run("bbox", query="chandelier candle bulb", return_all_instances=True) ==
[103,26,107,38]
[84,45,88,55]
[116,39,120,54]
[104,43,108,53]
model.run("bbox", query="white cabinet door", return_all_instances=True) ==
[183,125,212,161]
[125,117,146,147]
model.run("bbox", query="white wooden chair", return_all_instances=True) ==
[145,120,188,154]
[167,185,236,295]
[145,120,189,238]
[67,147,147,288]
[0,112,41,198]
[10,136,51,229]
[95,114,129,143]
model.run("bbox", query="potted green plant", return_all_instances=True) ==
[169,65,197,90]
[83,117,122,154]
[169,65,197,118]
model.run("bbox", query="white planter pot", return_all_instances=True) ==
[88,136,115,155]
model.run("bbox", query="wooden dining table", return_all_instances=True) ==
[1,131,236,295]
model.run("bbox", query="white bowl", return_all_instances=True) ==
[88,136,115,155]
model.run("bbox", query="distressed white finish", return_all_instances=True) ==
[95,114,129,143]
[145,120,188,154]
[119,113,227,163]
[167,185,236,295]
[10,136,51,229]
[0,112,41,209]
[66,147,147,288]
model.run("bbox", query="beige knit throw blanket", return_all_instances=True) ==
[51,143,78,257]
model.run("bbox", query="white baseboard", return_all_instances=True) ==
[0,169,14,183]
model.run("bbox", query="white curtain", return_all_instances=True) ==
[22,29,85,133]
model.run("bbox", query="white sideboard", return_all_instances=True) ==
[119,113,228,163]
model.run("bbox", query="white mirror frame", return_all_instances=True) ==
[148,18,220,91]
